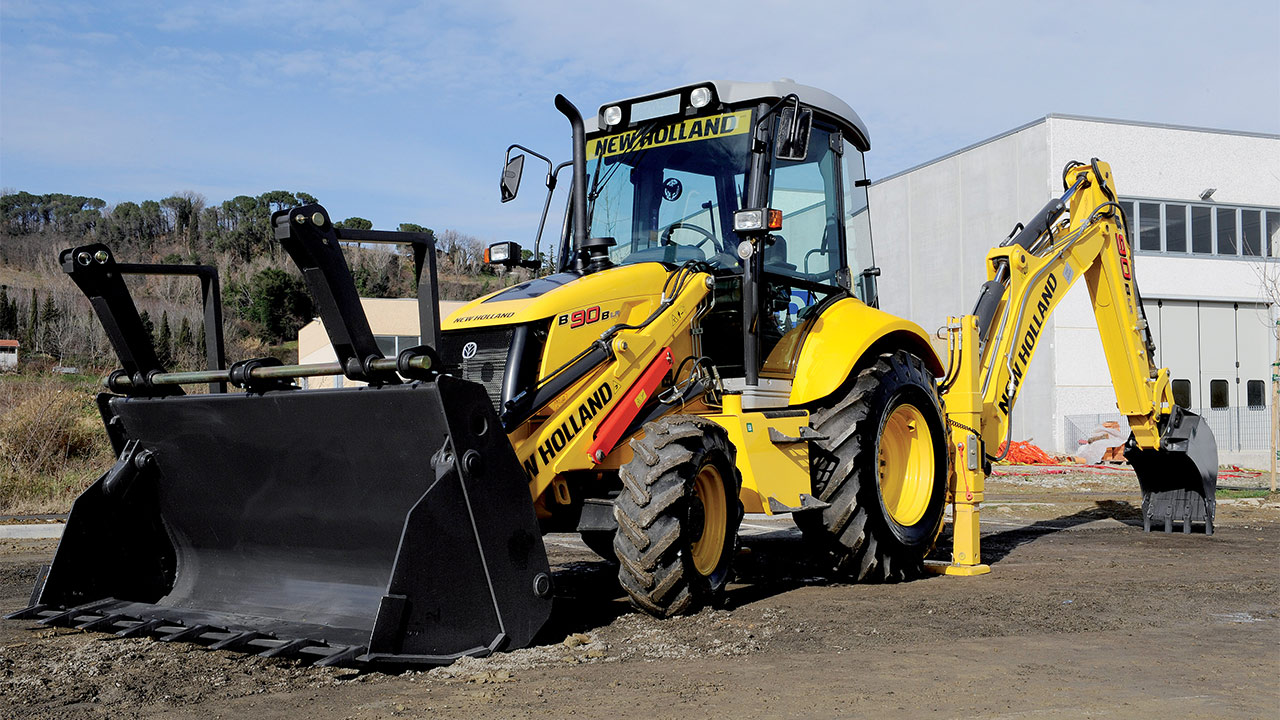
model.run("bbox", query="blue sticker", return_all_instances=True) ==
[789,290,814,315]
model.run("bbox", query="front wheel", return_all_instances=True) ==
[796,350,949,581]
[614,416,743,617]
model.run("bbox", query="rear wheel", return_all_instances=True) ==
[614,416,743,617]
[796,350,949,581]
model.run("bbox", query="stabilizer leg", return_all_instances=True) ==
[927,316,991,577]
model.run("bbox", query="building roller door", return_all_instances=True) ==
[1143,298,1272,452]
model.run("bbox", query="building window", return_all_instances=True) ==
[1216,208,1237,255]
[1241,210,1262,257]
[1124,197,1277,260]
[1171,378,1192,408]
[1191,206,1213,254]
[1247,379,1265,408]
[374,335,423,357]
[1164,204,1186,252]
[1268,211,1280,258]
[1209,379,1229,409]
[1139,202,1161,251]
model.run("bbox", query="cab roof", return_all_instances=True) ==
[584,79,870,151]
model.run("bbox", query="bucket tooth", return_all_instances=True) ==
[159,624,215,643]
[257,638,316,659]
[77,613,130,632]
[315,645,367,667]
[116,618,165,638]
[4,604,50,621]
[37,599,116,627]
[208,630,268,651]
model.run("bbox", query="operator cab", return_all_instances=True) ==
[578,81,880,376]
[569,81,877,299]
[494,81,881,381]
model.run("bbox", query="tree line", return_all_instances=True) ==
[0,189,520,373]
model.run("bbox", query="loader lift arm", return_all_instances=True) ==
[934,159,1218,576]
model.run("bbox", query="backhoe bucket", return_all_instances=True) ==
[1125,407,1218,535]
[10,376,553,666]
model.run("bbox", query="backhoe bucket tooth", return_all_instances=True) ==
[1125,408,1218,535]
[26,376,552,666]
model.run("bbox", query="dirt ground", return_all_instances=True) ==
[2,466,1278,719]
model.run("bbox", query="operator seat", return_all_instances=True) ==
[763,235,793,271]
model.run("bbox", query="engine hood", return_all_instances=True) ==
[442,262,674,330]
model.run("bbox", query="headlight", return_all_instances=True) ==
[603,105,623,126]
[732,208,783,233]
[689,87,712,109]
[486,242,512,263]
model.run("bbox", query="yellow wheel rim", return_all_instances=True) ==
[877,403,934,526]
[690,464,727,576]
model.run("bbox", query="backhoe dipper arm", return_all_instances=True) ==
[969,160,1169,455]
[934,159,1218,576]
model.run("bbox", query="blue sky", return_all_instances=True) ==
[2,0,1277,243]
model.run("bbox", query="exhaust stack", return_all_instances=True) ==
[555,94,613,273]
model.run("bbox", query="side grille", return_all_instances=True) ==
[439,328,514,411]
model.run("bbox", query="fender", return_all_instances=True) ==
[788,297,944,406]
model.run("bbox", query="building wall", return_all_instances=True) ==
[298,298,467,387]
[1044,117,1278,458]
[870,115,1279,463]
[1045,116,1280,208]
[870,120,1059,450]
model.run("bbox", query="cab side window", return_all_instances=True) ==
[842,149,875,304]
[767,125,840,286]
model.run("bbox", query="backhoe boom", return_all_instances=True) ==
[934,159,1219,576]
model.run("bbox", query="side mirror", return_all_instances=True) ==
[774,105,813,162]
[500,154,525,203]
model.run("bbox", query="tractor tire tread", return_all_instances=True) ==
[798,350,949,582]
[613,415,742,617]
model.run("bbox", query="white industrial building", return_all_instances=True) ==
[870,114,1280,466]
[297,298,466,388]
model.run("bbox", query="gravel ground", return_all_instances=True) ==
[2,466,1277,719]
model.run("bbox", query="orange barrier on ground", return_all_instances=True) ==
[996,440,1056,465]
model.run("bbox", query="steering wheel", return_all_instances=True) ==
[660,221,723,253]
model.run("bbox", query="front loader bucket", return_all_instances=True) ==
[9,376,553,666]
[1125,407,1218,535]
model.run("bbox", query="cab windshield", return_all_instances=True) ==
[584,110,752,269]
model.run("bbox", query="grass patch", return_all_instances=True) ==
[0,374,112,514]
[1216,488,1274,499]
[266,340,298,365]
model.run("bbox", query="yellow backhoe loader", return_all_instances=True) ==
[9,81,1217,666]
